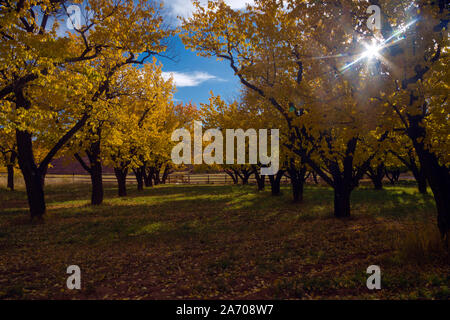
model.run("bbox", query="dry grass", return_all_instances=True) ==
[396,222,450,265]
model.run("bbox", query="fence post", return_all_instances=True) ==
[207,175,210,184]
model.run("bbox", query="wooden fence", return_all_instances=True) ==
[0,172,292,187]
[0,172,416,190]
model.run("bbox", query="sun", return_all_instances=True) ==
[362,42,381,60]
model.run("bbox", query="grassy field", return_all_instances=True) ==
[0,182,449,300]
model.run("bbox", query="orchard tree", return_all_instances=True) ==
[200,95,255,186]
[181,0,388,217]
[243,90,308,201]
[102,66,174,197]
[369,0,449,239]
[0,0,171,219]
[70,59,174,202]
[142,101,198,187]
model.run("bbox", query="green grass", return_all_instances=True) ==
[0,183,448,299]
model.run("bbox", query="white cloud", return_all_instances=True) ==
[165,0,254,19]
[162,71,222,87]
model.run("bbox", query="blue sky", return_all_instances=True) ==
[159,36,242,106]
[60,0,254,106]
[158,0,255,106]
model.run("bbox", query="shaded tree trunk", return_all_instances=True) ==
[409,158,428,195]
[253,168,265,191]
[114,167,128,197]
[86,139,104,206]
[5,151,17,191]
[334,185,351,218]
[288,164,307,203]
[87,139,103,205]
[89,162,104,205]
[292,177,304,203]
[301,138,372,219]
[329,161,355,218]
[7,164,14,191]
[385,168,401,185]
[144,167,154,187]
[237,168,253,185]
[414,143,449,240]
[144,174,151,187]
[162,165,172,184]
[408,114,450,241]
[269,170,284,196]
[416,171,428,195]
[154,168,161,185]
[367,164,385,190]
[224,169,239,184]
[75,140,104,206]
[133,167,144,191]
[16,129,46,219]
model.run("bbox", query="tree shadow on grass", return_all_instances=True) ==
[0,183,445,300]
[1,182,436,219]
[1,183,437,242]
[214,184,436,222]
[40,184,434,246]
[351,186,435,219]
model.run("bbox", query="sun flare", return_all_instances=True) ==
[362,42,381,60]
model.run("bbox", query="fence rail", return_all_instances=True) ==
[0,172,415,188]
[0,172,292,186]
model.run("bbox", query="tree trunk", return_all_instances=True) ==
[254,169,265,191]
[269,170,284,196]
[145,167,154,187]
[370,175,383,190]
[367,164,384,190]
[257,175,265,191]
[154,169,161,185]
[329,140,359,218]
[162,165,171,184]
[415,146,450,240]
[144,174,151,187]
[224,169,239,184]
[417,172,428,195]
[114,167,128,197]
[385,169,400,185]
[88,141,103,205]
[16,129,46,219]
[240,170,252,185]
[288,164,307,203]
[7,164,14,191]
[409,115,450,241]
[6,151,16,191]
[410,162,427,195]
[334,186,351,218]
[134,168,144,191]
[291,177,304,203]
[90,163,104,205]
[75,142,104,206]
